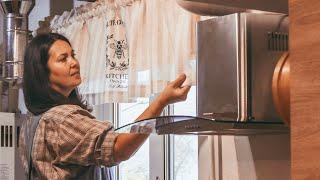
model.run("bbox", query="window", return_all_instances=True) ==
[93,87,199,180]
[118,98,150,180]
[172,86,198,180]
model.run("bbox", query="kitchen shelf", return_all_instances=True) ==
[115,116,289,136]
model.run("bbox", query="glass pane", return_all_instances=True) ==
[173,86,198,180]
[114,115,288,135]
[119,98,150,180]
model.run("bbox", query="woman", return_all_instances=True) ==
[19,33,190,179]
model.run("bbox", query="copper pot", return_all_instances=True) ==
[272,52,290,125]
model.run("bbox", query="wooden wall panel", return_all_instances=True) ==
[290,0,320,179]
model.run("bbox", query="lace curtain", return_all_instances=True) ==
[49,0,200,105]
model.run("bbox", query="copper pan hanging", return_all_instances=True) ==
[272,52,290,125]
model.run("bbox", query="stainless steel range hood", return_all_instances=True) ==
[195,12,289,135]
[116,12,289,136]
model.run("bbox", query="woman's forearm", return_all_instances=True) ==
[136,95,167,121]
[113,133,149,162]
[113,74,190,163]
[113,96,167,162]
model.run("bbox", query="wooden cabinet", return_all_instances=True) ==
[290,0,320,179]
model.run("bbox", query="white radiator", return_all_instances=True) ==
[0,112,25,180]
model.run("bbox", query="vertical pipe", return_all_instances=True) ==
[0,0,34,112]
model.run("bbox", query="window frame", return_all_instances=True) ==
[100,88,197,180]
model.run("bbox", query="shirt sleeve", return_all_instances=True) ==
[55,107,119,167]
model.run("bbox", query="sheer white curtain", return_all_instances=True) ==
[123,0,200,99]
[49,0,200,105]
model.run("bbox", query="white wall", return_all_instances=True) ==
[28,0,87,32]
[29,0,50,32]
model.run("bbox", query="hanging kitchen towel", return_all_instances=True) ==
[82,4,130,104]
[104,6,129,93]
[81,4,130,104]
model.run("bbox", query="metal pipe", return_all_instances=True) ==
[0,0,34,112]
[0,0,34,81]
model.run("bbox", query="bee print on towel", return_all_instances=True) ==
[109,40,128,59]
[106,34,129,71]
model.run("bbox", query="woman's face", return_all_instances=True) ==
[47,40,81,97]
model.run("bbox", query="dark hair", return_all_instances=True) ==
[23,33,89,115]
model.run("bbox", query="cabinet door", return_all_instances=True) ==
[290,0,320,178]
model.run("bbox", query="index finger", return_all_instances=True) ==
[172,74,187,87]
